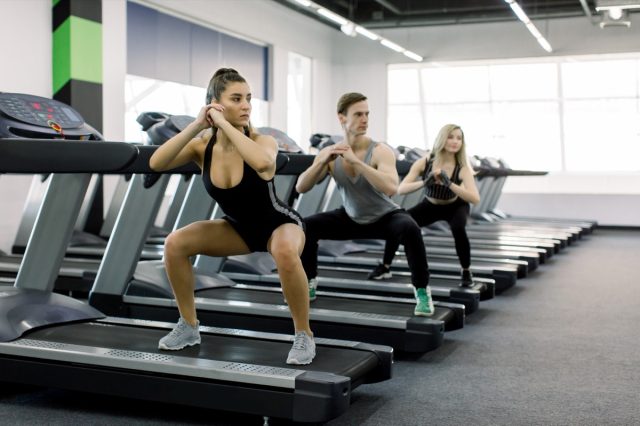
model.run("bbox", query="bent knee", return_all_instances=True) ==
[271,243,301,272]
[395,215,421,234]
[164,232,190,258]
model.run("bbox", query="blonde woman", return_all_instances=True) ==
[368,124,480,287]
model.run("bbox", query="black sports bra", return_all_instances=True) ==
[422,157,462,200]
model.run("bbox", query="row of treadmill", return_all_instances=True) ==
[0,93,596,424]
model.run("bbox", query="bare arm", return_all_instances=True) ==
[449,164,480,205]
[295,144,348,193]
[149,105,212,171]
[397,156,429,195]
[342,143,398,196]
[208,108,276,173]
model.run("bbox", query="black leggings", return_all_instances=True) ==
[301,208,429,288]
[383,198,471,269]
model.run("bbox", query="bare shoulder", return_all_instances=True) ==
[252,132,278,150]
[190,129,212,163]
[414,155,429,172]
[373,141,396,161]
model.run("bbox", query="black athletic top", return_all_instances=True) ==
[201,133,303,249]
[423,157,462,200]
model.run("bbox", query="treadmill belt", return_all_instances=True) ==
[320,267,413,283]
[198,287,455,323]
[27,322,378,379]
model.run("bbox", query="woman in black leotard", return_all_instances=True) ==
[149,68,315,365]
[368,124,481,287]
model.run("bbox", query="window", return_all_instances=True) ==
[125,74,268,144]
[388,55,640,172]
[561,60,640,172]
[287,52,312,151]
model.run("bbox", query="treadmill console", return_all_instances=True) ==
[0,92,102,140]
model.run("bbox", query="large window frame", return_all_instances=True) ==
[388,53,640,174]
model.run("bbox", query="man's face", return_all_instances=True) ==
[339,100,369,137]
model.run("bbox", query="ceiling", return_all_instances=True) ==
[274,0,634,29]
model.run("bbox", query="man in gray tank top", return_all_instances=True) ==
[296,92,434,316]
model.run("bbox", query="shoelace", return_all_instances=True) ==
[167,322,188,338]
[292,333,307,350]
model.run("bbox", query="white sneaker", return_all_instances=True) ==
[158,318,201,350]
[286,331,316,365]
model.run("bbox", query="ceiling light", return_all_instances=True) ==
[317,7,348,26]
[340,23,357,37]
[537,38,552,53]
[595,0,640,11]
[599,10,632,27]
[403,51,424,62]
[507,1,529,22]
[380,39,404,53]
[608,7,624,19]
[504,0,553,53]
[285,0,422,61]
[355,26,379,40]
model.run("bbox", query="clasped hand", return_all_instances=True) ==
[319,143,358,165]
[424,169,451,187]
[195,103,226,131]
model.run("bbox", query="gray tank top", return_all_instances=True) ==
[332,141,400,224]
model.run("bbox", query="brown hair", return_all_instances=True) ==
[205,68,247,104]
[337,92,367,115]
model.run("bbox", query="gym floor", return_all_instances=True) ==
[1,228,638,425]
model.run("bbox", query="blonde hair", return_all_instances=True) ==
[430,124,471,169]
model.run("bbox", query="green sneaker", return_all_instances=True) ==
[413,287,434,317]
[308,278,318,302]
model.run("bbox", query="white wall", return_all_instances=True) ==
[330,14,640,225]
[0,0,51,253]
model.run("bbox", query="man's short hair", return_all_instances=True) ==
[337,92,367,115]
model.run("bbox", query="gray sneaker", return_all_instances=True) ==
[158,318,201,350]
[286,331,316,365]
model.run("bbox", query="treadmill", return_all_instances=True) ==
[312,183,520,291]
[72,115,461,352]
[84,143,461,352]
[222,166,486,312]
[474,157,597,234]
[0,95,392,424]
[273,175,500,298]
[0,112,193,295]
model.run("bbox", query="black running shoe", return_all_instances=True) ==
[368,263,392,280]
[460,269,474,288]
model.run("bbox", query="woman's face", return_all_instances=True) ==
[444,128,463,153]
[217,82,252,127]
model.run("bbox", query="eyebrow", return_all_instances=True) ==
[229,92,251,97]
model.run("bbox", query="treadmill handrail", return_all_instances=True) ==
[0,139,138,173]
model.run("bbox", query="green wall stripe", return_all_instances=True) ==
[52,17,71,93]
[69,16,102,84]
[52,16,102,93]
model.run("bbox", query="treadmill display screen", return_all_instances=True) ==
[0,93,84,129]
